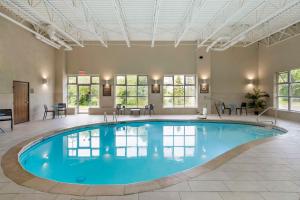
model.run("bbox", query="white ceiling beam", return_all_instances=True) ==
[198,0,265,48]
[112,0,130,47]
[4,0,84,47]
[174,0,206,48]
[69,0,108,47]
[0,11,61,49]
[245,17,300,47]
[151,0,160,48]
[222,0,300,50]
[43,0,84,47]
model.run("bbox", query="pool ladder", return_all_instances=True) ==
[103,112,118,123]
[256,107,278,125]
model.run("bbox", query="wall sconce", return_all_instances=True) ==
[42,78,48,85]
[151,80,160,93]
[246,78,256,87]
[247,79,254,85]
[103,80,112,96]
[200,79,209,93]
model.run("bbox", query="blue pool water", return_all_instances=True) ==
[19,121,284,185]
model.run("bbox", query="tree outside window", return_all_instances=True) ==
[276,69,300,111]
[163,75,197,108]
[115,75,148,108]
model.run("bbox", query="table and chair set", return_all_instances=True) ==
[221,102,248,115]
[43,103,67,120]
[116,104,155,116]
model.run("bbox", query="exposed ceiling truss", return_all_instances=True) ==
[151,0,160,47]
[174,0,207,47]
[0,0,300,50]
[112,0,130,47]
[259,21,300,47]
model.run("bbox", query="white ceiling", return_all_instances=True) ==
[1,0,300,50]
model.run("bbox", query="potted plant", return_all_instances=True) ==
[245,88,270,115]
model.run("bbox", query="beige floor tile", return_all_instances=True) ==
[158,182,190,192]
[219,192,264,200]
[0,194,17,200]
[0,183,37,194]
[226,171,264,181]
[180,192,222,200]
[262,181,300,192]
[191,171,231,181]
[96,194,138,200]
[13,193,57,200]
[188,181,229,191]
[55,194,97,200]
[258,171,295,181]
[224,181,268,192]
[260,192,300,200]
[138,192,180,200]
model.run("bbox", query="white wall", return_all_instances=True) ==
[0,13,56,121]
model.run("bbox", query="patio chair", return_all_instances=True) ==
[236,102,248,115]
[57,103,67,117]
[0,109,13,132]
[221,102,231,115]
[144,104,155,116]
[43,105,55,120]
[116,104,126,115]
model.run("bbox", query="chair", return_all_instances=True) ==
[116,104,126,115]
[144,104,155,116]
[57,103,67,117]
[236,102,248,115]
[221,102,231,115]
[0,109,13,132]
[43,105,55,120]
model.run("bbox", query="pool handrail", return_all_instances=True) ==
[257,106,278,125]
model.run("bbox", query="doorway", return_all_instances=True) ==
[78,85,91,113]
[13,81,29,124]
[67,75,100,114]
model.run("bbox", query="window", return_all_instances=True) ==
[276,69,300,111]
[67,75,100,113]
[115,75,148,108]
[163,75,197,108]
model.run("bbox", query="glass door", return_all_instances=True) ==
[67,75,100,114]
[78,85,91,113]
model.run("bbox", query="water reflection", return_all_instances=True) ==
[67,129,100,157]
[65,124,197,159]
[163,126,196,158]
[115,126,148,157]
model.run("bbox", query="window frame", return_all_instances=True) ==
[163,74,198,108]
[276,68,300,112]
[114,74,149,108]
[67,75,100,113]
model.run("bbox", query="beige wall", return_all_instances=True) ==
[65,44,259,114]
[55,49,67,103]
[258,35,300,121]
[211,45,259,108]
[0,15,56,121]
[66,44,200,114]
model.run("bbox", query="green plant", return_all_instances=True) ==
[245,88,270,114]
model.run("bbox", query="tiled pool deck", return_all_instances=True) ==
[0,114,300,200]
